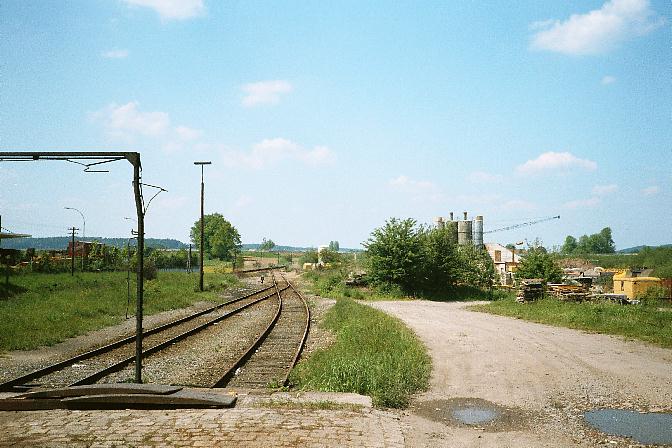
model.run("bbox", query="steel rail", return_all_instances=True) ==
[0,284,276,391]
[236,266,287,274]
[281,275,311,387]
[211,277,285,388]
[70,284,288,386]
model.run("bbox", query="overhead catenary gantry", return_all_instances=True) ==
[0,151,155,384]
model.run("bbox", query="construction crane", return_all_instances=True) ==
[484,215,560,234]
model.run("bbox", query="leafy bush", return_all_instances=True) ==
[299,249,319,265]
[516,245,563,283]
[639,285,668,303]
[363,218,496,295]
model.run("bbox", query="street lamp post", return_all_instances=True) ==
[65,207,86,270]
[194,161,211,292]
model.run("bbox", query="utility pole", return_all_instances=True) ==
[64,207,86,271]
[187,244,192,273]
[68,227,79,276]
[194,161,211,292]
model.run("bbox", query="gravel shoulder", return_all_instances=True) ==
[368,300,672,447]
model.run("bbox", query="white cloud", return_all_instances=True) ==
[389,175,443,202]
[452,193,502,205]
[467,171,504,183]
[234,195,253,208]
[102,49,129,59]
[498,199,537,211]
[93,101,170,139]
[642,185,660,196]
[530,0,664,55]
[601,75,617,85]
[92,102,203,150]
[516,151,597,175]
[389,175,437,193]
[175,125,203,141]
[242,80,293,107]
[222,138,335,169]
[564,197,601,209]
[122,0,205,21]
[592,184,618,195]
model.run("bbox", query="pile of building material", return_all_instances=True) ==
[548,283,590,302]
[516,279,544,303]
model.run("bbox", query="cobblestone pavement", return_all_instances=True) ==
[0,404,405,447]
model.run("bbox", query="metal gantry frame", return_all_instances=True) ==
[0,151,148,383]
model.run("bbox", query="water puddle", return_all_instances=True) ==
[584,409,672,445]
[411,397,529,431]
[452,406,499,425]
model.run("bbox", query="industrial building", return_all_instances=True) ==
[485,243,519,286]
[613,269,662,300]
[434,212,484,249]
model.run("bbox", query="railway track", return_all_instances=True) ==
[0,281,281,392]
[2,271,311,392]
[214,274,310,389]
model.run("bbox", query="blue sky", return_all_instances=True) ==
[1,0,670,250]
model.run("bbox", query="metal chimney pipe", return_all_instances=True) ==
[463,211,468,221]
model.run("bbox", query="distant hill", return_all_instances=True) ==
[1,236,188,250]
[617,244,672,254]
[241,243,362,253]
[2,238,362,252]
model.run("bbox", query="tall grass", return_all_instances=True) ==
[474,297,672,348]
[290,298,431,408]
[0,271,238,352]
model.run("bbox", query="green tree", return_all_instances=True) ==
[572,227,615,254]
[419,225,461,291]
[363,218,423,293]
[259,238,275,252]
[299,249,319,265]
[516,244,563,283]
[190,213,241,261]
[319,248,342,264]
[562,235,578,254]
[457,244,496,289]
[328,240,340,252]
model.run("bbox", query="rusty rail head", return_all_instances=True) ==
[281,274,311,387]
[211,279,286,388]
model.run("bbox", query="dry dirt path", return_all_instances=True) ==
[368,300,672,447]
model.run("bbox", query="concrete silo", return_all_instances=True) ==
[472,215,484,249]
[434,216,445,229]
[446,212,458,244]
[457,212,473,245]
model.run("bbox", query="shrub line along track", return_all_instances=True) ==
[0,282,279,392]
[214,273,310,388]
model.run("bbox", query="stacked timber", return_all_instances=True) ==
[548,283,590,302]
[516,279,544,303]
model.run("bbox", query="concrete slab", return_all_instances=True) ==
[235,390,373,408]
[16,383,183,399]
[0,398,65,411]
[62,390,237,409]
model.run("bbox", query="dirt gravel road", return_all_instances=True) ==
[369,300,672,447]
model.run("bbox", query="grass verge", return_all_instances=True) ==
[255,400,364,412]
[473,296,672,348]
[0,271,239,352]
[289,297,431,408]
